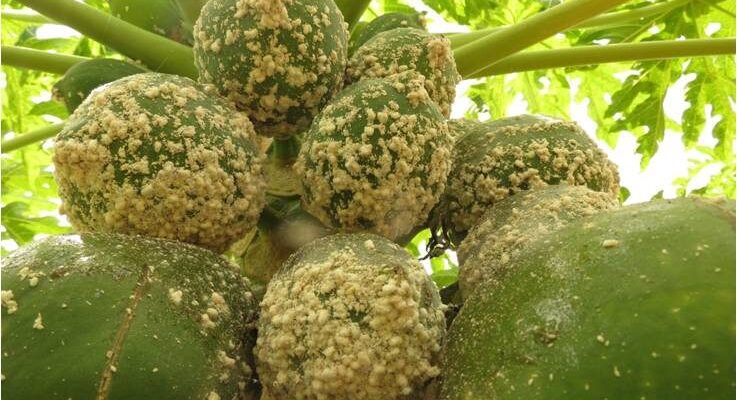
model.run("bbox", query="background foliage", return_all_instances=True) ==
[1,0,735,285]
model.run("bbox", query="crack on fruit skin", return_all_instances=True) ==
[95,266,152,400]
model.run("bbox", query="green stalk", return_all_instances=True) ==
[449,0,691,49]
[2,123,64,153]
[16,0,197,78]
[2,45,90,74]
[453,0,629,77]
[335,0,371,30]
[576,0,690,27]
[1,8,55,24]
[270,136,302,164]
[468,38,736,79]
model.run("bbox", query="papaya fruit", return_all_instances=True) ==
[439,198,735,399]
[193,0,349,137]
[255,233,446,400]
[1,233,260,400]
[53,72,266,253]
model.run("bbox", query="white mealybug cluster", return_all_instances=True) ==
[193,0,349,137]
[53,73,266,253]
[256,233,446,400]
[295,71,453,241]
[346,28,460,117]
[436,114,620,244]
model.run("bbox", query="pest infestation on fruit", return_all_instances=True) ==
[0,0,735,399]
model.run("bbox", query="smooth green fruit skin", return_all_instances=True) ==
[109,0,192,44]
[349,12,425,54]
[53,58,147,113]
[440,198,736,399]
[2,233,259,400]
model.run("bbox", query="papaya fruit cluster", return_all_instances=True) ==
[3,1,734,399]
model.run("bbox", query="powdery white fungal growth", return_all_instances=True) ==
[256,233,446,400]
[436,114,620,244]
[457,185,618,298]
[53,73,266,253]
[193,0,349,137]
[295,72,453,241]
[346,28,460,117]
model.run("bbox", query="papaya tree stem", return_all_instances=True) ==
[1,8,55,24]
[453,0,630,77]
[335,0,371,30]
[2,45,91,74]
[15,0,198,78]
[467,38,736,79]
[449,0,691,48]
[2,123,65,153]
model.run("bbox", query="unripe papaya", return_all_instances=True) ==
[347,28,460,117]
[349,12,425,55]
[295,71,453,241]
[435,114,619,245]
[193,0,349,137]
[457,184,618,298]
[53,58,147,113]
[53,72,266,253]
[256,233,446,400]
[1,233,260,400]
[439,198,735,400]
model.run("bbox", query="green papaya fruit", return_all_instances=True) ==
[434,114,620,245]
[193,0,349,137]
[349,12,425,55]
[439,198,736,399]
[1,233,260,400]
[53,72,266,253]
[255,233,446,400]
[457,184,618,299]
[52,58,147,113]
[109,0,193,45]
[346,28,460,117]
[295,71,453,241]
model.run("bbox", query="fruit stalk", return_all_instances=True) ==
[1,123,64,153]
[2,45,91,74]
[453,0,630,77]
[335,0,371,30]
[448,0,692,48]
[15,0,198,78]
[467,37,737,78]
[270,136,302,164]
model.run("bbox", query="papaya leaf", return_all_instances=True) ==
[1,202,71,245]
